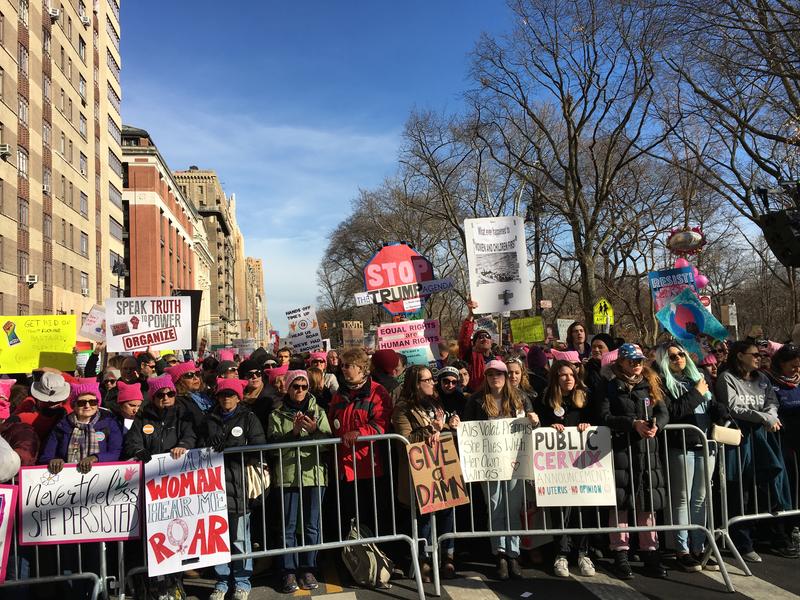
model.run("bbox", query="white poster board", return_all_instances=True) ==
[0,485,17,583]
[144,448,231,577]
[464,216,532,314]
[285,305,323,353]
[105,297,193,352]
[532,427,616,507]
[457,418,535,482]
[556,319,574,343]
[79,304,106,342]
[18,462,142,545]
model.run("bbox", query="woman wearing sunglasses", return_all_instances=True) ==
[597,343,669,580]
[40,382,123,474]
[167,361,213,431]
[654,342,728,572]
[267,370,331,593]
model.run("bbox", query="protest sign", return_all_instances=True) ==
[407,436,470,514]
[79,304,106,342]
[531,427,616,507]
[648,266,697,312]
[510,316,545,343]
[18,462,142,545]
[556,318,573,342]
[464,216,532,314]
[354,278,454,308]
[144,448,231,577]
[0,485,17,583]
[173,289,203,349]
[105,297,192,353]
[362,243,436,315]
[341,321,364,349]
[656,287,729,356]
[231,338,257,357]
[377,319,441,366]
[0,315,76,374]
[457,418,535,482]
[285,305,323,353]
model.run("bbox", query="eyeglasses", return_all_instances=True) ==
[714,349,728,355]
[475,333,492,341]
[246,371,261,379]
[103,378,116,385]
[668,352,686,362]
[441,378,458,387]
[165,359,179,365]
[310,359,325,365]
[628,359,644,365]
[225,367,238,372]
[75,399,99,407]
[154,390,176,399]
[291,384,309,391]
[419,377,434,384]
[182,372,200,380]
[741,352,761,357]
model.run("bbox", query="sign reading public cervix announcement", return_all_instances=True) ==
[105,296,193,353]
[144,448,231,577]
[18,462,142,545]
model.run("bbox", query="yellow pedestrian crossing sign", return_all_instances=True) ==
[593,297,614,325]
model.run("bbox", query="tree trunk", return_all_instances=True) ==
[579,255,597,333]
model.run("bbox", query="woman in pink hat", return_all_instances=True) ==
[167,361,212,431]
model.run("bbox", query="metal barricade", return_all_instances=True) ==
[122,433,426,600]
[716,426,800,576]
[428,424,734,595]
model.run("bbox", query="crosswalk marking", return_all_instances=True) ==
[700,562,799,599]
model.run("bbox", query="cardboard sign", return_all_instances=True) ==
[532,427,616,507]
[648,267,697,312]
[510,316,545,343]
[656,288,729,356]
[105,297,192,353]
[556,318,573,343]
[464,216,532,314]
[0,315,77,374]
[0,485,17,583]
[407,436,470,514]
[377,319,441,366]
[457,418,536,482]
[144,448,231,577]
[18,462,142,545]
[79,304,106,342]
[341,321,364,349]
[285,305,323,353]
[592,298,614,326]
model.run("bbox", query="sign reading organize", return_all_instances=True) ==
[18,462,142,545]
[406,436,470,514]
[144,449,231,577]
[105,297,192,353]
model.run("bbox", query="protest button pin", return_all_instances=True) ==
[333,419,340,430]
[554,406,565,418]
[143,424,155,435]
[231,426,243,437]
[95,431,106,442]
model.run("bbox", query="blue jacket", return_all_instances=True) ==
[39,408,124,465]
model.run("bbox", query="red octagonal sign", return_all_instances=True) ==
[363,243,434,315]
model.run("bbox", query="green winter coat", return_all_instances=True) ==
[266,393,331,487]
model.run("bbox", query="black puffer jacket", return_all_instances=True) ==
[536,390,595,428]
[596,365,669,511]
[659,370,729,450]
[123,403,196,459]
[199,405,266,516]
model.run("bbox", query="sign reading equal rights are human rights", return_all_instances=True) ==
[105,297,192,353]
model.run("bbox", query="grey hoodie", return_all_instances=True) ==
[715,370,779,427]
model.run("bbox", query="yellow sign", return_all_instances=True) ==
[593,298,614,326]
[0,315,77,373]
[510,316,545,343]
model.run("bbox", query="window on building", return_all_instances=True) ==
[80,152,87,175]
[16,149,27,178]
[68,98,73,120]
[78,36,86,62]
[43,27,51,54]
[43,214,52,239]
[0,14,4,47]
[17,251,28,281]
[80,271,88,291]
[108,149,122,177]
[43,75,51,101]
[18,0,27,27]
[17,44,28,75]
[68,182,73,206]
[109,217,123,240]
[0,68,4,100]
[79,75,86,100]
[18,199,28,228]
[43,166,51,189]
[61,262,66,287]
[109,183,122,208]
[59,131,65,155]
[67,17,72,40]
[80,192,88,216]
[44,262,51,285]
[17,95,27,125]
[69,266,74,291]
[68,140,73,162]
[59,88,65,112]
[60,46,64,71]
[60,175,66,199]
[79,232,88,257]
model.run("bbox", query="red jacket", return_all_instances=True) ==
[12,397,70,443]
[0,420,39,466]
[328,378,392,482]
[458,318,495,393]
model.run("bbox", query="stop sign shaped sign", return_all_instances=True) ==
[363,243,434,315]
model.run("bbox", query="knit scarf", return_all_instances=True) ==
[66,412,101,463]
[189,391,213,412]
[612,363,643,389]
[345,375,368,392]
[778,372,800,389]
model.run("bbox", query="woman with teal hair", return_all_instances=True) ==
[655,341,729,572]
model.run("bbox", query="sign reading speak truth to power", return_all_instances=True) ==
[106,297,192,352]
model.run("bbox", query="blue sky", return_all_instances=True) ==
[120,1,512,334]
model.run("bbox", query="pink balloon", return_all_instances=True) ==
[674,257,690,268]
[695,274,709,289]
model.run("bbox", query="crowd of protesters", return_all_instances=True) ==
[1,304,800,599]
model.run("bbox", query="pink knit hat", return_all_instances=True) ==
[166,361,200,383]
[551,349,581,363]
[214,378,247,401]
[218,349,235,362]
[284,370,309,390]
[601,348,620,367]
[699,353,717,367]
[0,379,12,419]
[116,380,144,404]
[70,381,101,403]
[308,351,327,364]
[263,363,289,385]
[148,374,176,395]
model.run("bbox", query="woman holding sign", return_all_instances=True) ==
[462,360,539,580]
[392,365,461,582]
[537,360,597,578]
[597,344,669,580]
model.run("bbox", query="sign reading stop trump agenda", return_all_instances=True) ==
[105,297,192,353]
[144,448,231,577]
[18,462,142,545]
[464,217,532,314]
[532,427,615,507]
